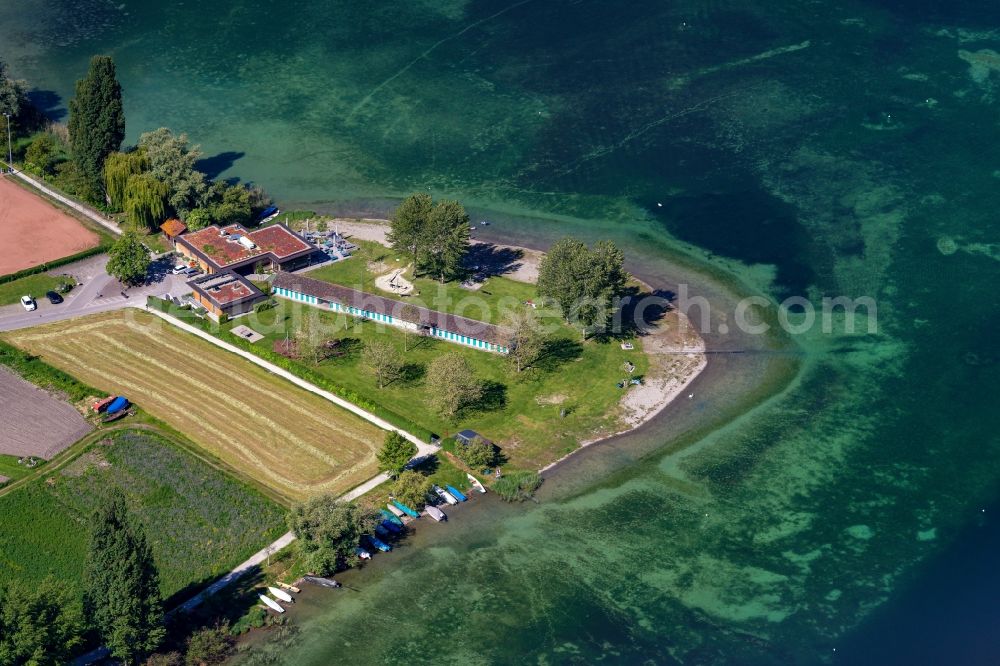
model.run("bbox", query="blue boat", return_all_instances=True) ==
[391,499,419,518]
[365,535,392,552]
[375,524,391,538]
[380,509,404,526]
[256,205,278,221]
[445,485,467,502]
[105,396,129,415]
[380,519,402,534]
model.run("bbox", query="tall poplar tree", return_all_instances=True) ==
[68,55,125,196]
[83,489,164,665]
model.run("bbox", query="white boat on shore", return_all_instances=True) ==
[425,505,447,522]
[259,594,285,613]
[268,586,293,603]
[467,473,487,493]
[433,485,458,505]
[386,503,406,518]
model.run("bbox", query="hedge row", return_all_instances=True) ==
[0,338,106,403]
[0,243,110,285]
[146,298,434,442]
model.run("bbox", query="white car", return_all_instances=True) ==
[171,264,189,275]
[20,295,36,311]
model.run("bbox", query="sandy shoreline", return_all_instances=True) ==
[328,217,709,471]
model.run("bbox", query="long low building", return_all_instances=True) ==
[272,272,509,354]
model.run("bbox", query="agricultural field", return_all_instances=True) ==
[4,310,385,499]
[0,365,93,459]
[0,429,285,603]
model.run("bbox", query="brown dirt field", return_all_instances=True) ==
[0,367,93,459]
[5,311,383,500]
[0,177,101,275]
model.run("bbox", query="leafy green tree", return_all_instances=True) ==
[24,134,59,175]
[537,237,627,338]
[184,622,233,666]
[103,149,149,210]
[459,436,497,470]
[0,577,85,666]
[207,182,252,226]
[425,353,483,419]
[391,470,433,510]
[362,338,402,389]
[287,496,380,574]
[387,193,432,266]
[421,200,470,282]
[68,55,125,196]
[83,489,165,665]
[184,207,214,231]
[107,231,151,286]
[124,172,169,230]
[500,309,543,373]
[377,431,417,478]
[138,128,206,218]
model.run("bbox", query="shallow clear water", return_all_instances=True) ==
[4,0,1000,663]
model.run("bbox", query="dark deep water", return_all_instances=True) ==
[3,0,1000,663]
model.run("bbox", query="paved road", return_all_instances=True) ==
[0,255,190,332]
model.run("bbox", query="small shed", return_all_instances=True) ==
[160,219,188,247]
[455,429,490,447]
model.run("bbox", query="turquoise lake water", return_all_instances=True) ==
[3,0,999,663]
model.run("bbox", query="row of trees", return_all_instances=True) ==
[0,490,164,665]
[102,127,268,232]
[387,193,471,282]
[5,55,268,232]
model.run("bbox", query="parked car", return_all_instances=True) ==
[45,291,63,304]
[183,267,199,276]
[171,264,189,274]
[20,295,36,311]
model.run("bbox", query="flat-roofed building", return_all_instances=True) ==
[272,272,509,354]
[187,271,266,319]
[176,223,315,275]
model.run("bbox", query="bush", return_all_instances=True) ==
[458,436,497,470]
[392,470,432,510]
[493,470,542,502]
[185,622,234,665]
[254,298,276,313]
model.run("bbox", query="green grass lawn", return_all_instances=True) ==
[220,295,645,469]
[0,273,76,305]
[0,428,286,605]
[0,455,38,485]
[307,240,537,325]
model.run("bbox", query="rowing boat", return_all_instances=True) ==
[433,485,458,505]
[391,499,420,518]
[268,586,293,603]
[466,473,487,493]
[445,485,467,502]
[425,505,447,522]
[259,594,284,613]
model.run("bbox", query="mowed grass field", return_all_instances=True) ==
[0,429,285,604]
[4,310,384,500]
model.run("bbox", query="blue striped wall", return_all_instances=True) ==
[274,286,507,354]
